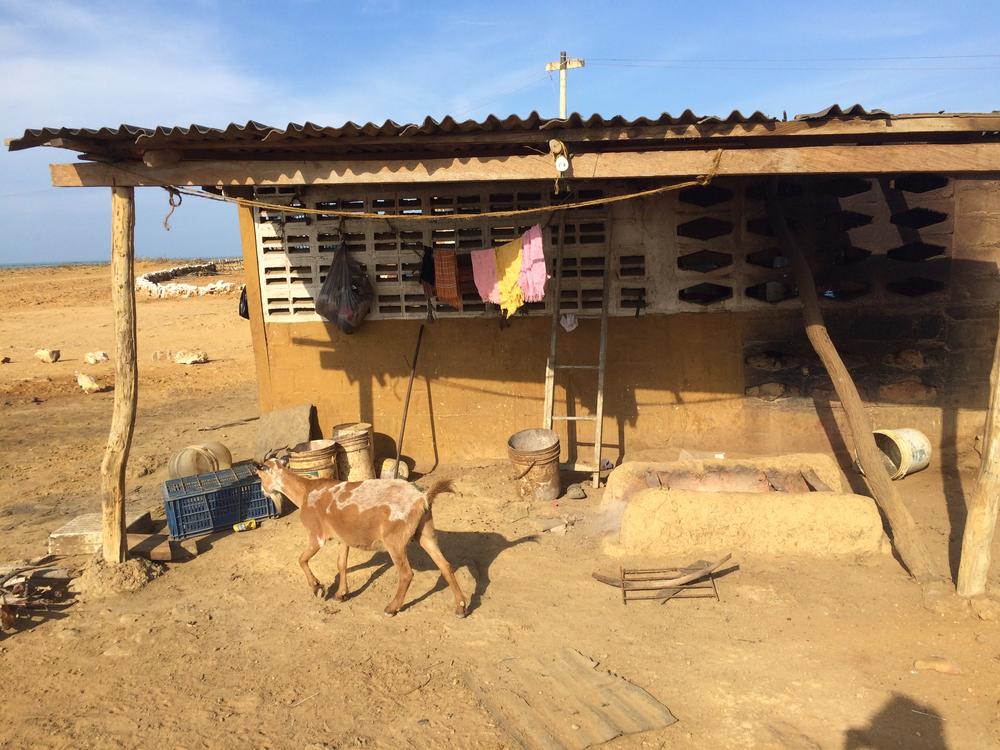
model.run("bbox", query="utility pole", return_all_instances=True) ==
[545,51,585,119]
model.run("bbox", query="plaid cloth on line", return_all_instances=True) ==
[433,249,462,308]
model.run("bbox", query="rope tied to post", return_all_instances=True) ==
[162,187,183,231]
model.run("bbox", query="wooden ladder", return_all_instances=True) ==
[542,212,611,488]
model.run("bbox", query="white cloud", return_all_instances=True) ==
[0,1,570,263]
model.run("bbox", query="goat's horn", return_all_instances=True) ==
[263,445,291,462]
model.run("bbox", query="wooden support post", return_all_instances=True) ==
[236,200,274,412]
[101,186,138,564]
[957,309,1000,597]
[766,179,936,581]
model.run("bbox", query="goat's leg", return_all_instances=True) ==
[419,519,468,618]
[334,543,350,601]
[383,540,414,616]
[299,538,326,599]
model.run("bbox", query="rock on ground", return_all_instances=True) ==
[84,351,109,365]
[913,656,963,675]
[746,381,788,400]
[971,596,1000,621]
[75,373,106,394]
[34,348,60,363]
[173,350,209,365]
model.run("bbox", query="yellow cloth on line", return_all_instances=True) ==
[495,237,524,318]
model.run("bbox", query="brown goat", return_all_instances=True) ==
[256,461,467,618]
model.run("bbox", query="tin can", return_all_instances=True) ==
[233,519,258,532]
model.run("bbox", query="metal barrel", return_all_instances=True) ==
[507,428,561,502]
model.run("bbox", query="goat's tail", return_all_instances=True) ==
[424,479,455,510]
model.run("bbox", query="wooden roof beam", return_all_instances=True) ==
[49,142,1000,188]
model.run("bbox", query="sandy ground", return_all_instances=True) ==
[1,262,999,749]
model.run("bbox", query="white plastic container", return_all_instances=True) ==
[872,428,932,479]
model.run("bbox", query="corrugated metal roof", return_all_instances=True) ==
[8,109,778,151]
[793,103,891,121]
[8,105,1000,154]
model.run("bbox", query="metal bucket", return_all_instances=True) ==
[168,441,233,479]
[508,428,561,502]
[873,428,932,479]
[288,439,338,480]
[331,422,376,481]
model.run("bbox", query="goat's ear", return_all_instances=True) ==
[278,455,290,467]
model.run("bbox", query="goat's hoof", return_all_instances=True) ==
[312,585,326,599]
[383,608,398,617]
[455,603,468,619]
[333,591,349,602]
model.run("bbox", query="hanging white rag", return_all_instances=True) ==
[559,313,579,333]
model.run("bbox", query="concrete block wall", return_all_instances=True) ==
[242,176,999,471]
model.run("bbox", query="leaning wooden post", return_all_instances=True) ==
[101,186,138,563]
[956,310,1000,596]
[765,179,936,581]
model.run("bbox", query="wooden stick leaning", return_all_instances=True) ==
[765,179,935,581]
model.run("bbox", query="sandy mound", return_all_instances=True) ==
[609,488,888,558]
[71,556,164,598]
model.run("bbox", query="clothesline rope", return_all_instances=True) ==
[138,149,725,223]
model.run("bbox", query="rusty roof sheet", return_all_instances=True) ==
[793,103,891,121]
[7,105,1000,153]
[7,109,779,151]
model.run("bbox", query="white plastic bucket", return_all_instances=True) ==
[168,442,233,479]
[331,422,376,481]
[873,428,932,479]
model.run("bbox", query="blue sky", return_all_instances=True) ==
[1,0,998,264]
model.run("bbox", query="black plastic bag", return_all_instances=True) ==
[238,286,249,319]
[315,243,373,333]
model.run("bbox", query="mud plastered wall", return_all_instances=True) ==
[244,177,998,469]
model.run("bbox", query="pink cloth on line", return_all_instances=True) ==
[519,224,549,302]
[471,248,500,304]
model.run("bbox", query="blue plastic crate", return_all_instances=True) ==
[162,461,277,540]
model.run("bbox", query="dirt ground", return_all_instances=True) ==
[1,262,999,749]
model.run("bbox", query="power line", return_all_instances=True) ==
[588,53,1000,63]
[589,61,1000,71]
[455,74,552,118]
